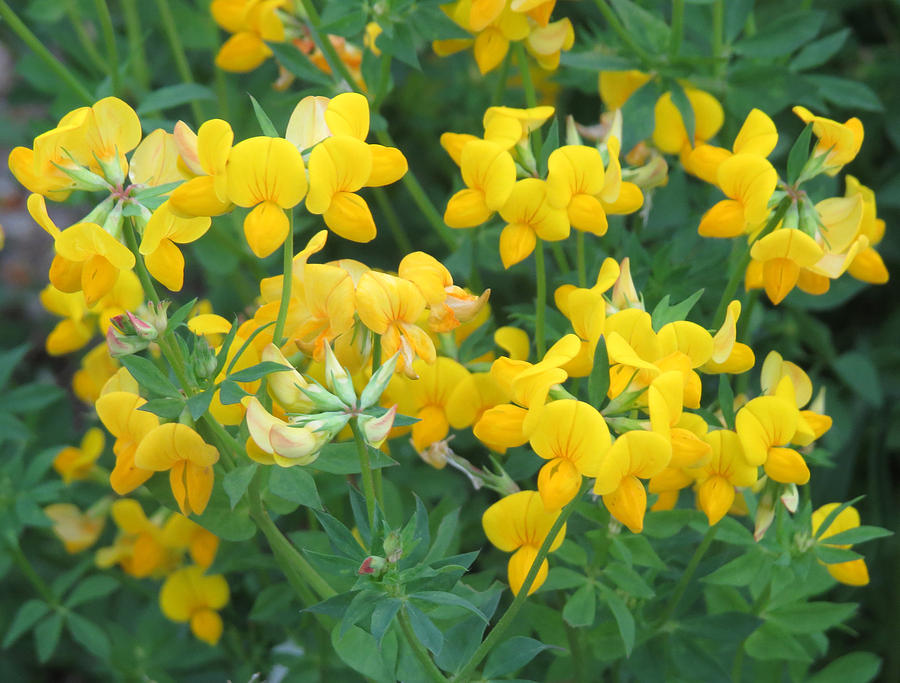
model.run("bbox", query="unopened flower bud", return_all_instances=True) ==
[105,325,148,357]
[81,195,115,226]
[261,344,315,413]
[358,555,388,576]
[357,405,396,448]
[126,311,157,341]
[300,382,349,412]
[626,154,668,190]
[57,162,110,193]
[98,155,126,187]
[141,300,170,337]
[780,483,799,514]
[754,490,776,542]
[323,343,357,407]
[565,114,583,146]
[102,201,125,241]
[193,338,218,381]
[382,530,402,563]
[359,352,399,409]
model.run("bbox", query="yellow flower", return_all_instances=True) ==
[545,145,607,236]
[399,251,490,333]
[170,119,234,218]
[793,106,863,176]
[44,503,105,554]
[747,228,825,304]
[525,17,574,70]
[226,135,307,258]
[160,566,230,645]
[811,504,869,586]
[599,70,652,110]
[647,371,711,470]
[285,96,331,152]
[140,201,211,291]
[593,430,672,533]
[9,97,141,198]
[28,194,135,307]
[95,498,178,577]
[529,400,610,510]
[356,271,436,376]
[161,513,220,569]
[446,372,511,452]
[700,300,755,375]
[482,105,555,150]
[685,108,778,185]
[129,128,189,187]
[53,427,105,484]
[844,175,889,285]
[73,343,119,404]
[244,396,333,467]
[482,490,566,595]
[697,154,778,238]
[444,140,516,229]
[498,178,570,268]
[134,423,220,516]
[389,357,471,453]
[95,391,158,495]
[212,0,286,73]
[694,430,757,525]
[652,87,724,155]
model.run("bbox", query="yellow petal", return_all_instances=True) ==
[508,545,548,595]
[698,476,735,525]
[226,136,307,208]
[324,192,377,243]
[602,475,647,533]
[732,108,778,157]
[325,92,370,140]
[243,201,289,258]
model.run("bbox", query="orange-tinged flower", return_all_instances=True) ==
[482,490,566,595]
[160,565,230,644]
[95,391,159,494]
[134,423,220,516]
[45,503,105,553]
[53,427,105,484]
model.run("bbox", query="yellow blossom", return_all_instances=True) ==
[694,430,757,525]
[45,503,105,553]
[160,566,230,644]
[170,119,234,218]
[53,427,105,484]
[498,178,570,268]
[95,391,158,495]
[140,201,211,291]
[811,504,869,586]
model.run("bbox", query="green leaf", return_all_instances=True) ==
[137,83,215,115]
[483,636,553,678]
[312,442,398,474]
[400,496,430,567]
[820,525,892,546]
[538,115,559,177]
[213,318,239,377]
[744,622,812,662]
[610,0,671,55]
[808,75,883,112]
[650,288,704,331]
[668,82,695,148]
[813,495,866,540]
[378,22,420,69]
[370,598,402,645]
[139,397,185,419]
[0,382,65,414]
[559,52,637,71]
[268,467,322,510]
[66,613,110,660]
[718,375,735,429]
[404,603,442,654]
[3,600,50,648]
[807,652,881,683]
[331,624,394,683]
[187,480,257,541]
[268,42,333,85]
[767,602,857,634]
[787,122,814,185]
[621,81,659,152]
[790,29,850,71]
[702,550,768,586]
[34,612,64,663]
[340,590,386,637]
[603,587,635,656]
[315,511,367,560]
[187,389,215,421]
[218,379,249,405]
[814,545,862,565]
[733,11,825,58]
[249,94,279,137]
[562,583,596,627]
[119,356,180,398]
[423,508,460,565]
[228,361,291,383]
[409,591,488,623]
[166,298,198,333]
[0,345,28,391]
[605,562,655,599]
[833,351,883,406]
[223,464,258,509]
[65,576,118,609]
[588,337,609,408]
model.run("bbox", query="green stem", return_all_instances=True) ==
[669,0,685,59]
[657,525,717,626]
[121,0,150,91]
[299,0,359,89]
[92,0,120,95]
[373,54,392,111]
[371,333,382,371]
[491,50,511,106]
[592,0,655,67]
[535,238,547,357]
[7,538,57,606]
[124,219,161,305]
[576,230,587,287]
[0,0,93,104]
[63,0,107,75]
[565,622,586,682]
[350,418,377,534]
[376,129,457,250]
[201,415,240,470]
[153,0,203,122]
[514,42,541,150]
[712,0,725,78]
[550,241,570,273]
[711,197,791,327]
[451,482,588,683]
[399,609,449,682]
[273,211,294,348]
[248,478,337,601]
[372,187,413,252]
